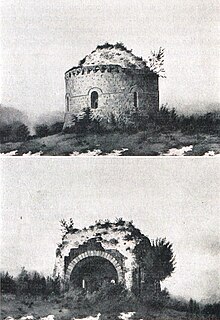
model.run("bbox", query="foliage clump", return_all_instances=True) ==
[1,267,60,296]
[35,121,64,138]
[62,102,219,138]
[78,42,156,71]
[60,218,79,238]
[0,121,30,143]
[63,282,138,313]
[0,105,30,143]
[146,47,166,77]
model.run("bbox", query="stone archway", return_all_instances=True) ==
[65,250,124,287]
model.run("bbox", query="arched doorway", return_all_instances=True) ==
[70,256,118,292]
[65,250,124,291]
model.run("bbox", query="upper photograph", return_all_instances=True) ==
[1,0,219,156]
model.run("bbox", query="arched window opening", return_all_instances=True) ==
[91,91,98,109]
[66,96,70,112]
[134,92,138,108]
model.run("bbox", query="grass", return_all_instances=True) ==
[0,131,219,156]
[1,294,218,320]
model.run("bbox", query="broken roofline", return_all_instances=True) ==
[65,64,155,76]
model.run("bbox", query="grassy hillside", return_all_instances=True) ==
[0,131,219,156]
[1,294,219,320]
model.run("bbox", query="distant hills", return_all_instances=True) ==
[0,105,29,126]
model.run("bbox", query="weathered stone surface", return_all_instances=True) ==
[63,60,159,129]
[54,220,151,292]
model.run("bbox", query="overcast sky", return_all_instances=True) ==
[1,158,219,301]
[1,0,219,119]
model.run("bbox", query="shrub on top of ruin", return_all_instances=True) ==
[94,219,103,228]
[115,217,126,226]
[95,42,133,54]
[60,218,79,237]
[96,42,114,50]
[114,42,132,53]
[123,227,143,241]
[98,219,112,229]
[146,47,166,78]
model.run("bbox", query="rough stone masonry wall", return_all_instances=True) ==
[63,65,159,128]
[54,226,141,291]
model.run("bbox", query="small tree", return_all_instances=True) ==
[16,267,30,295]
[35,124,49,137]
[0,124,12,143]
[53,275,61,295]
[188,298,200,316]
[14,123,30,141]
[29,271,46,296]
[60,218,79,237]
[134,237,175,300]
[0,271,17,293]
[49,122,64,135]
[76,108,93,133]
[45,276,54,295]
[151,238,176,282]
[146,47,166,78]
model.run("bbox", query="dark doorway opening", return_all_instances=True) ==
[70,256,118,292]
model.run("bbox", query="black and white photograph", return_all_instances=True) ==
[0,1,220,320]
[0,0,219,156]
[1,158,219,319]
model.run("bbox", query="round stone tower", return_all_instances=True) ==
[63,43,159,129]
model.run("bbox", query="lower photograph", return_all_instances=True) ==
[1,158,219,320]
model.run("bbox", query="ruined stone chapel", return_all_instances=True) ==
[54,219,160,294]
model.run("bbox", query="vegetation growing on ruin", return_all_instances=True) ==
[78,42,167,78]
[78,42,150,71]
[57,218,175,289]
[59,218,147,241]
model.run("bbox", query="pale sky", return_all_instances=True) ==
[1,158,219,301]
[1,0,219,119]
